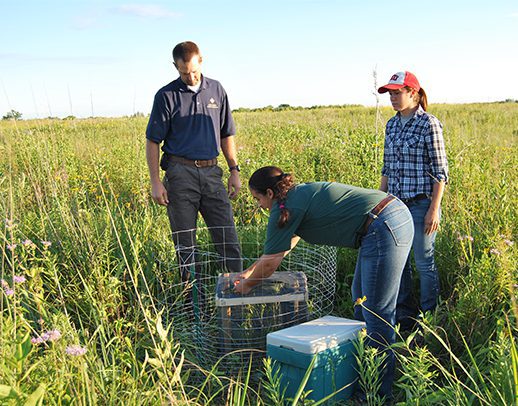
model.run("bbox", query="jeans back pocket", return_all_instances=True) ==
[383,211,414,247]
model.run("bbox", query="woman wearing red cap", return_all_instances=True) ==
[378,71,449,330]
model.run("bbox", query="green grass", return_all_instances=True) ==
[1,103,517,405]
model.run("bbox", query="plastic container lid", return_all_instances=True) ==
[266,315,366,354]
[215,271,308,307]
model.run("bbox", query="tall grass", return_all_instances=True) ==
[1,103,517,404]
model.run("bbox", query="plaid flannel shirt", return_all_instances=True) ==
[381,106,448,199]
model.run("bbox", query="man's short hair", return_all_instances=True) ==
[172,41,200,63]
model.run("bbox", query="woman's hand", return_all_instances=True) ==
[232,253,286,294]
[233,277,253,295]
[424,206,440,235]
[233,270,254,294]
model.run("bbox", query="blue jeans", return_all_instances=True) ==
[352,199,414,399]
[396,198,440,326]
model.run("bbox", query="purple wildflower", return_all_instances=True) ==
[504,239,514,247]
[66,345,87,356]
[31,336,45,345]
[47,330,61,342]
[489,248,501,256]
[4,288,14,296]
[465,235,474,242]
[1,279,8,288]
[6,243,17,251]
[22,239,36,248]
[31,329,61,345]
[41,241,52,248]
[31,337,42,344]
[13,275,26,284]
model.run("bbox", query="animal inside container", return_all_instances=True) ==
[215,271,309,355]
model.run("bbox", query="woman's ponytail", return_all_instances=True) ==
[418,88,428,111]
[274,175,294,228]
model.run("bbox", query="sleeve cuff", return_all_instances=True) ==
[146,134,163,144]
[433,173,449,184]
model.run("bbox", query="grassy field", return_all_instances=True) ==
[1,103,517,405]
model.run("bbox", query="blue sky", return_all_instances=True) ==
[1,0,517,118]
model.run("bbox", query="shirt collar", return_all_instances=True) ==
[414,105,426,116]
[176,75,208,93]
[396,105,425,121]
[200,75,208,90]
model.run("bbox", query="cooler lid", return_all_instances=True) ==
[266,316,366,354]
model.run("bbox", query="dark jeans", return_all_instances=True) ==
[163,162,243,277]
[352,199,414,399]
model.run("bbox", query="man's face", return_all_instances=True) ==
[174,55,202,86]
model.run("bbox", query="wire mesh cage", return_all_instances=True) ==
[153,226,337,375]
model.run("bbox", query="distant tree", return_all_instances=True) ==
[2,109,22,120]
[232,107,252,113]
[63,115,76,120]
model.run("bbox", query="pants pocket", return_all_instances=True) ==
[384,215,413,247]
[165,162,180,180]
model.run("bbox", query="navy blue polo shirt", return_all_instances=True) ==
[146,75,236,160]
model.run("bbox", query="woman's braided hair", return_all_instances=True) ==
[249,166,295,228]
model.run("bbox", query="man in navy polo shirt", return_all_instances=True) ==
[146,41,242,280]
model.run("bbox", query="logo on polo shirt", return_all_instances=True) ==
[207,97,219,109]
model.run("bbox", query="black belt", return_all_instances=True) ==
[401,193,428,204]
[359,195,397,236]
[168,155,218,168]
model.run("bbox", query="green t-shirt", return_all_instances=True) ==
[263,182,388,254]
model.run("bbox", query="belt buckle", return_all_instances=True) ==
[194,160,201,168]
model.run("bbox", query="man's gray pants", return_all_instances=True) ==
[163,162,243,279]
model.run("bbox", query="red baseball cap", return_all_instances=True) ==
[378,71,420,93]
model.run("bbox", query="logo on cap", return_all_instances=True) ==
[390,74,399,81]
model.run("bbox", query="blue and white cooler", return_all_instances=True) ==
[266,316,366,402]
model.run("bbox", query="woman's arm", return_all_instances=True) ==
[424,117,448,235]
[234,236,301,294]
[234,252,286,294]
[379,176,388,192]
